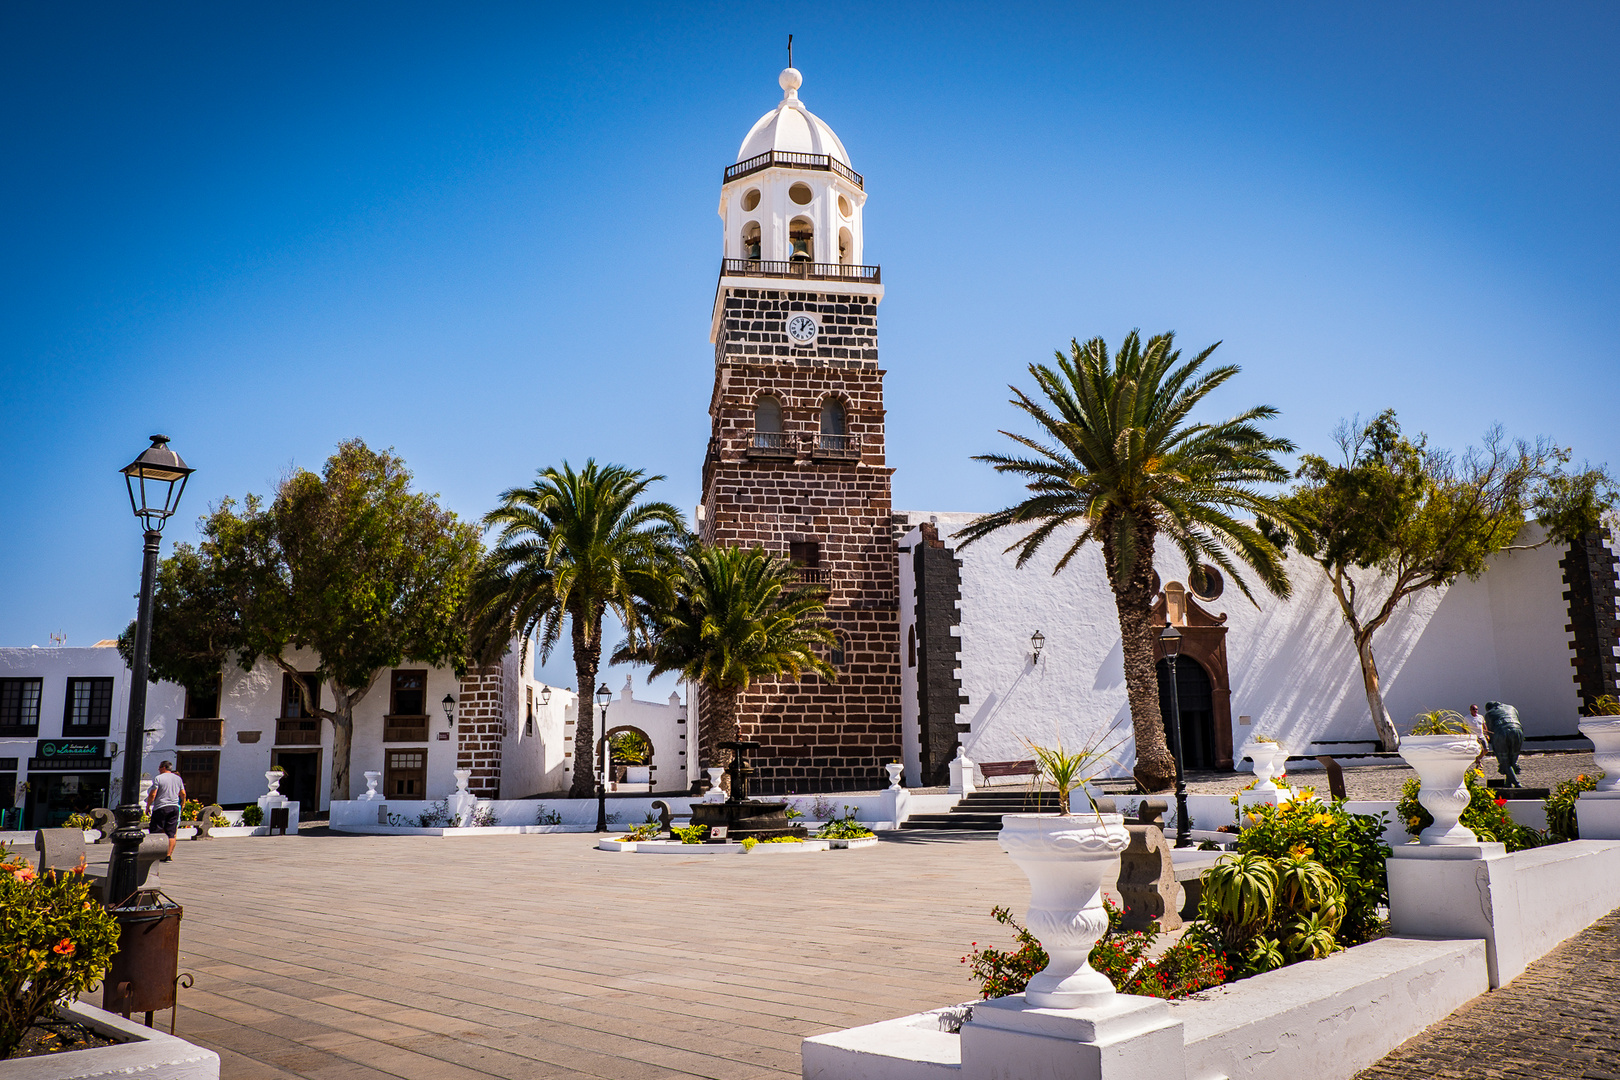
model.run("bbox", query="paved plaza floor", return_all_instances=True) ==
[157,830,1018,1080]
[100,824,1617,1080]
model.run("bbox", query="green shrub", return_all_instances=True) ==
[671,824,708,844]
[240,804,264,827]
[740,837,758,851]
[180,799,203,823]
[61,814,96,832]
[1397,771,1543,852]
[0,848,120,1059]
[618,823,660,842]
[209,813,230,828]
[815,807,875,840]
[1235,796,1389,945]
[1191,848,1348,977]
[1545,773,1603,842]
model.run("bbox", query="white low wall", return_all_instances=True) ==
[7,999,220,1080]
[803,937,1489,1080]
[1387,839,1620,986]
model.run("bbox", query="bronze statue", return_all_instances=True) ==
[1482,701,1524,788]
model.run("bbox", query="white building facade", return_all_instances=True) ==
[897,512,1602,786]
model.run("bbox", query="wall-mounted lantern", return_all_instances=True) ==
[1030,630,1045,665]
[441,694,456,729]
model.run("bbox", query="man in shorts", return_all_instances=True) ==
[145,760,186,862]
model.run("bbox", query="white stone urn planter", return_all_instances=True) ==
[625,765,651,785]
[885,762,905,790]
[1577,716,1620,794]
[1398,735,1483,845]
[264,769,283,797]
[703,766,727,802]
[997,812,1129,1008]
[1244,743,1289,791]
[359,771,382,801]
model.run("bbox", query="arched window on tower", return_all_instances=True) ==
[742,221,761,261]
[789,216,814,262]
[753,396,786,451]
[819,397,849,454]
[838,226,853,265]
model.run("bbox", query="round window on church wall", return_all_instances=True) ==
[741,188,761,211]
[1190,564,1224,601]
[838,194,851,218]
[789,182,814,205]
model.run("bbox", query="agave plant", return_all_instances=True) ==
[1242,935,1287,974]
[1200,851,1278,950]
[1408,709,1472,736]
[1273,850,1342,916]
[1023,720,1128,815]
[1281,910,1343,961]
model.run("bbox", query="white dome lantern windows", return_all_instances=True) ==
[741,188,761,212]
[837,194,851,218]
[789,182,814,206]
[742,221,762,261]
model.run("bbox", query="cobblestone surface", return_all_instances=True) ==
[1184,750,1598,800]
[1355,908,1620,1079]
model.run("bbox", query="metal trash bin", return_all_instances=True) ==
[103,890,183,1023]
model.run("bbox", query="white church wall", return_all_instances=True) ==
[498,649,574,799]
[901,512,1583,776]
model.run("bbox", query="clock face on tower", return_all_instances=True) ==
[786,314,819,345]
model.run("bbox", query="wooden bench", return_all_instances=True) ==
[978,760,1037,779]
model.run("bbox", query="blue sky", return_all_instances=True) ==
[2,3,1616,697]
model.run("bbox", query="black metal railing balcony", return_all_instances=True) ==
[725,150,863,189]
[721,258,880,284]
[810,433,861,460]
[748,432,796,457]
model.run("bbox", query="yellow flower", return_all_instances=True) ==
[1408,816,1423,829]
[1289,843,1315,858]
[1309,813,1334,827]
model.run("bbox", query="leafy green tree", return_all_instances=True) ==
[615,543,836,786]
[957,332,1294,791]
[471,461,684,798]
[1265,411,1564,750]
[124,441,481,800]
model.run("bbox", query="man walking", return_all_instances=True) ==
[145,760,186,862]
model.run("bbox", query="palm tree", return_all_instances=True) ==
[617,544,836,788]
[955,332,1294,791]
[472,461,684,798]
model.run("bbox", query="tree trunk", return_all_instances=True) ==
[701,685,741,793]
[568,605,602,799]
[1355,633,1400,752]
[1103,516,1176,792]
[328,695,354,803]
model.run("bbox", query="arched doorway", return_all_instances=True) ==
[1156,658,1217,771]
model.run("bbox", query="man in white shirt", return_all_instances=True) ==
[144,760,187,862]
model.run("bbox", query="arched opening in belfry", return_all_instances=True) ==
[1156,657,1218,772]
[742,220,762,261]
[789,216,815,262]
[838,226,853,265]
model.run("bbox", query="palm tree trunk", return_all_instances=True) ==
[1104,517,1177,791]
[701,685,741,793]
[569,605,602,799]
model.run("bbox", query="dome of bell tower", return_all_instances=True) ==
[736,67,852,166]
[720,67,867,269]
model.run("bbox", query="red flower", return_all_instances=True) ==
[52,939,74,956]
[1494,797,1507,807]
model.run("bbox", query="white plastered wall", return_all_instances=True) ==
[898,512,1584,774]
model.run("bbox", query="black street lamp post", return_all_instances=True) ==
[594,683,612,833]
[110,435,193,906]
[1160,624,1192,849]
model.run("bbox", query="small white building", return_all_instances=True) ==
[897,513,1597,786]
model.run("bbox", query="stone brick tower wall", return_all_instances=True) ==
[456,664,507,798]
[699,283,901,794]
[1561,529,1620,708]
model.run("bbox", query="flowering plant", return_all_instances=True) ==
[1235,797,1389,945]
[1397,770,1542,852]
[0,846,119,1058]
[1545,773,1603,842]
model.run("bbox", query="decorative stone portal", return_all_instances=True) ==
[1152,582,1234,770]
